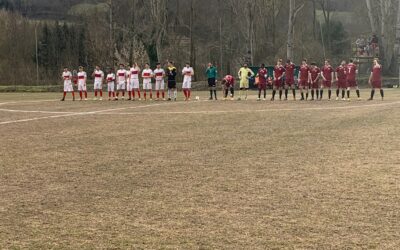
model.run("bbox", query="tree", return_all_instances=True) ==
[287,0,305,60]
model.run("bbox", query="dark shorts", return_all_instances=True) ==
[274,79,283,88]
[322,80,332,88]
[208,78,216,87]
[347,80,357,88]
[299,80,309,88]
[311,80,319,89]
[258,82,267,90]
[337,80,347,89]
[372,80,382,89]
[168,81,176,89]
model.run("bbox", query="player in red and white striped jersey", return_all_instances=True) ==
[154,63,166,101]
[182,63,194,101]
[61,67,75,101]
[77,66,87,101]
[129,63,141,101]
[106,68,116,101]
[92,65,104,101]
[116,64,128,100]
[142,63,154,101]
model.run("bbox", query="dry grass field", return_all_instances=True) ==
[0,90,399,249]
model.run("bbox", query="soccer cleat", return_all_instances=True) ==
[84,98,88,101]
[121,97,125,100]
[209,97,213,100]
[237,97,241,101]
[257,98,261,101]
[367,98,373,101]
[128,98,132,101]
[347,98,351,102]
[99,98,103,101]
[138,98,142,101]
[93,97,98,101]
[223,97,227,101]
[270,98,274,101]
[163,98,166,101]
[284,98,288,101]
[336,97,339,101]
[60,98,65,101]
[358,97,362,101]
[342,98,346,101]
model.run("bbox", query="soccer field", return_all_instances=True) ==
[1,90,400,249]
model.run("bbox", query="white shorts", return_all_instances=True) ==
[78,82,86,91]
[155,80,165,91]
[64,82,73,92]
[94,81,102,90]
[129,79,140,90]
[143,81,152,90]
[182,80,192,89]
[117,82,126,91]
[108,83,115,92]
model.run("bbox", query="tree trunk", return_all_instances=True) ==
[396,0,400,83]
[287,0,304,60]
[365,0,378,34]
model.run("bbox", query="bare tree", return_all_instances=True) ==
[287,0,305,60]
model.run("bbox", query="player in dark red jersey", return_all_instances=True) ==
[368,58,384,100]
[309,62,321,101]
[222,75,235,100]
[346,59,361,101]
[257,64,268,101]
[272,59,286,101]
[284,59,296,100]
[335,61,347,101]
[298,59,311,101]
[320,60,334,100]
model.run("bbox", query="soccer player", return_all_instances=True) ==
[61,67,75,101]
[92,65,104,101]
[129,63,141,101]
[166,61,177,101]
[320,60,334,100]
[182,63,194,101]
[256,63,268,101]
[116,64,128,100]
[206,62,218,100]
[284,59,296,100]
[77,66,88,101]
[222,74,235,100]
[154,63,166,100]
[237,63,254,100]
[309,62,321,101]
[346,59,361,101]
[298,59,311,101]
[368,58,384,101]
[142,63,154,101]
[106,68,116,101]
[335,61,348,101]
[272,59,286,101]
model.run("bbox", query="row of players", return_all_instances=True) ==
[61,62,193,101]
[234,58,384,101]
[61,58,384,102]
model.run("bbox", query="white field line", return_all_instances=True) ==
[0,99,58,106]
[0,108,74,114]
[0,100,399,126]
[0,101,179,125]
[98,100,400,115]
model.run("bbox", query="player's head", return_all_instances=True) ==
[373,58,379,65]
[107,67,113,74]
[156,62,161,69]
[302,59,307,65]
[208,62,213,67]
[286,59,291,64]
[221,79,227,85]
[145,63,150,69]
[311,62,316,67]
[261,63,265,68]
[63,67,68,72]
[185,62,190,67]
[119,63,124,69]
[349,59,354,64]
[341,60,346,66]
[95,65,100,70]
[168,61,174,67]
[325,59,330,65]
[243,63,248,68]
[277,59,283,65]
[78,66,84,71]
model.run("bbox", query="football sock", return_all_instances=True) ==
[285,89,288,99]
[95,91,98,97]
[230,88,234,97]
[150,91,153,99]
[279,90,283,100]
[272,90,276,100]
[380,89,384,98]
[63,92,66,98]
[370,89,375,99]
[108,92,111,98]
[320,90,324,99]
[128,91,132,98]
[213,90,217,99]
[122,91,125,97]
[100,90,103,97]
[174,90,177,99]
[347,90,350,99]
[72,92,75,98]
[162,91,165,99]
[116,92,119,97]
[258,90,261,99]
[144,92,147,99]
[188,90,191,99]
[328,90,331,99]
[306,92,309,100]
[210,90,213,98]
[342,90,345,98]
[156,91,160,99]
[264,90,267,99]
[336,89,340,97]
[301,93,304,100]
[132,91,135,98]
[183,89,188,99]
[84,91,87,98]
[356,89,360,98]
[79,91,83,99]
[225,89,229,98]
[112,92,115,97]
[292,89,296,99]
[137,90,141,98]
[311,90,314,99]
[316,90,319,100]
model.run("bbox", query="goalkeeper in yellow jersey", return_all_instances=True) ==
[237,63,254,100]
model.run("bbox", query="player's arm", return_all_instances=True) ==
[280,70,286,80]
[321,71,326,81]
[238,69,242,79]
[368,71,373,85]
[250,69,255,78]
[308,71,311,83]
